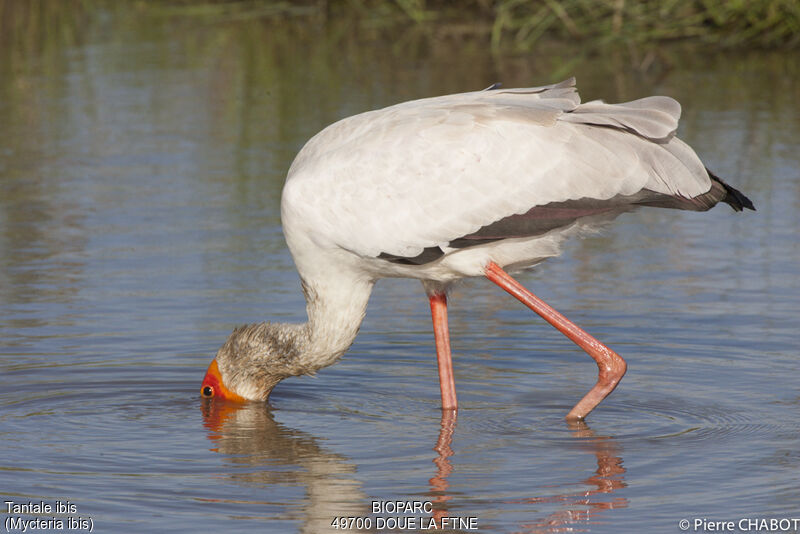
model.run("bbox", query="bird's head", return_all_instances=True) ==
[200,323,300,402]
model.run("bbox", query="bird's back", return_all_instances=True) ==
[281,79,746,270]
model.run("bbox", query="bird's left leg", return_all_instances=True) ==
[427,292,458,410]
[484,261,626,421]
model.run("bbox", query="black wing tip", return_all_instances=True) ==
[706,169,756,212]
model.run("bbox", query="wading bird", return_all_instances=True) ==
[201,78,753,420]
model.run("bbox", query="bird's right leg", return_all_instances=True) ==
[484,261,626,420]
[428,293,458,410]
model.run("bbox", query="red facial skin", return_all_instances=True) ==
[200,360,247,402]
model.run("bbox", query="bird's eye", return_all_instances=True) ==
[202,386,214,397]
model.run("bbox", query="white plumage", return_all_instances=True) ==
[282,78,709,277]
[203,78,753,420]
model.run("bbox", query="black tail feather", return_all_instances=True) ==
[706,169,756,212]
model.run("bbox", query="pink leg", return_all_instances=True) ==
[484,262,627,420]
[429,293,457,410]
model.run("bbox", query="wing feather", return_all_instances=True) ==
[282,79,713,260]
[560,96,681,141]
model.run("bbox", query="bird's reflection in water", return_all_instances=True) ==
[428,413,627,533]
[201,401,626,533]
[517,421,628,533]
[200,400,368,533]
[428,409,457,526]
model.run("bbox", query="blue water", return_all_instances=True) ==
[1,7,799,533]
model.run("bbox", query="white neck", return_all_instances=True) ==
[294,270,374,373]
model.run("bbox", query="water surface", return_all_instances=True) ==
[1,6,799,533]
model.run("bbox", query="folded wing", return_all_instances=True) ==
[282,78,728,262]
